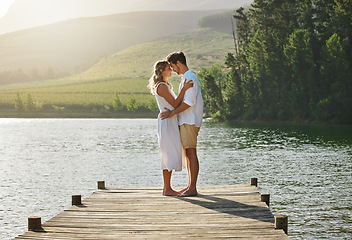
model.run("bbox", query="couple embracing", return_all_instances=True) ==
[148,51,203,197]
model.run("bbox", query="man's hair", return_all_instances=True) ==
[166,51,187,66]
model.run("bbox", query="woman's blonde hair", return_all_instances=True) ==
[148,60,170,95]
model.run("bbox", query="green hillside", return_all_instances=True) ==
[0,10,225,74]
[74,28,234,80]
[0,28,234,117]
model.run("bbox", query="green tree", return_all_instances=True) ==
[25,93,36,112]
[113,93,124,111]
[246,28,282,119]
[284,29,315,119]
[14,93,24,112]
[127,95,138,112]
[332,0,352,51]
[224,68,245,119]
[317,33,352,121]
[233,7,251,54]
[217,0,352,123]
[197,65,224,117]
[148,99,159,112]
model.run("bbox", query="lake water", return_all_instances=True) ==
[0,118,351,239]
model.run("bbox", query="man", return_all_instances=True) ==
[161,51,203,197]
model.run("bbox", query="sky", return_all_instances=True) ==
[0,0,141,34]
[0,0,14,18]
[0,0,252,34]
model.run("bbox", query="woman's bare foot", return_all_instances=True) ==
[178,189,198,197]
[163,188,180,196]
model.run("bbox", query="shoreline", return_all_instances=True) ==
[0,113,350,125]
[0,111,159,119]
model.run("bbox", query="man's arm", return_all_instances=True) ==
[160,75,197,119]
[160,102,190,120]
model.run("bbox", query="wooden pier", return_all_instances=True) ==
[15,180,289,239]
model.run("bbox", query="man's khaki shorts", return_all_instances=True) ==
[180,124,200,149]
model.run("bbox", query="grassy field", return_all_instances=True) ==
[1,78,152,105]
[0,28,234,117]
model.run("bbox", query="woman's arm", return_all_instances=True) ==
[157,80,193,108]
[173,79,193,107]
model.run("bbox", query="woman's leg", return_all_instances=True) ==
[179,155,191,193]
[162,170,179,196]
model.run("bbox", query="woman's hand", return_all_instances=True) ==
[183,79,193,91]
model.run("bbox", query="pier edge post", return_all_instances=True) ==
[28,216,41,231]
[261,193,270,206]
[98,181,106,189]
[250,177,257,187]
[275,215,288,235]
[72,195,82,205]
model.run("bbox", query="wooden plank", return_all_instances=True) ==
[14,185,289,239]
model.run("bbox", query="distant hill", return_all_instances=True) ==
[0,28,235,110]
[0,10,227,73]
[198,11,236,34]
[0,0,252,34]
[73,28,235,81]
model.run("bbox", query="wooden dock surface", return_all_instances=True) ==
[15,184,289,239]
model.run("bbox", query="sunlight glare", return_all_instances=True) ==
[0,0,15,18]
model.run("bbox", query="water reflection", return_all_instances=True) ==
[202,121,352,239]
[0,119,351,239]
[223,121,352,147]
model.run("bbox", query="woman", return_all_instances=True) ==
[148,60,193,196]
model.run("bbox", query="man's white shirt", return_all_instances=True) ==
[178,69,203,127]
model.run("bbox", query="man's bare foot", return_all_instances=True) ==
[163,189,180,196]
[178,189,198,197]
[179,187,189,194]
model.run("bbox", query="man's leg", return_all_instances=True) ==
[180,148,198,196]
[178,124,200,197]
[162,170,179,196]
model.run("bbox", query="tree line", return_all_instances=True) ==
[13,92,158,114]
[198,0,351,123]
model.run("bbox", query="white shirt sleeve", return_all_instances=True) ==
[178,70,203,127]
[183,81,197,107]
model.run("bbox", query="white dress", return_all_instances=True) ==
[154,82,185,171]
